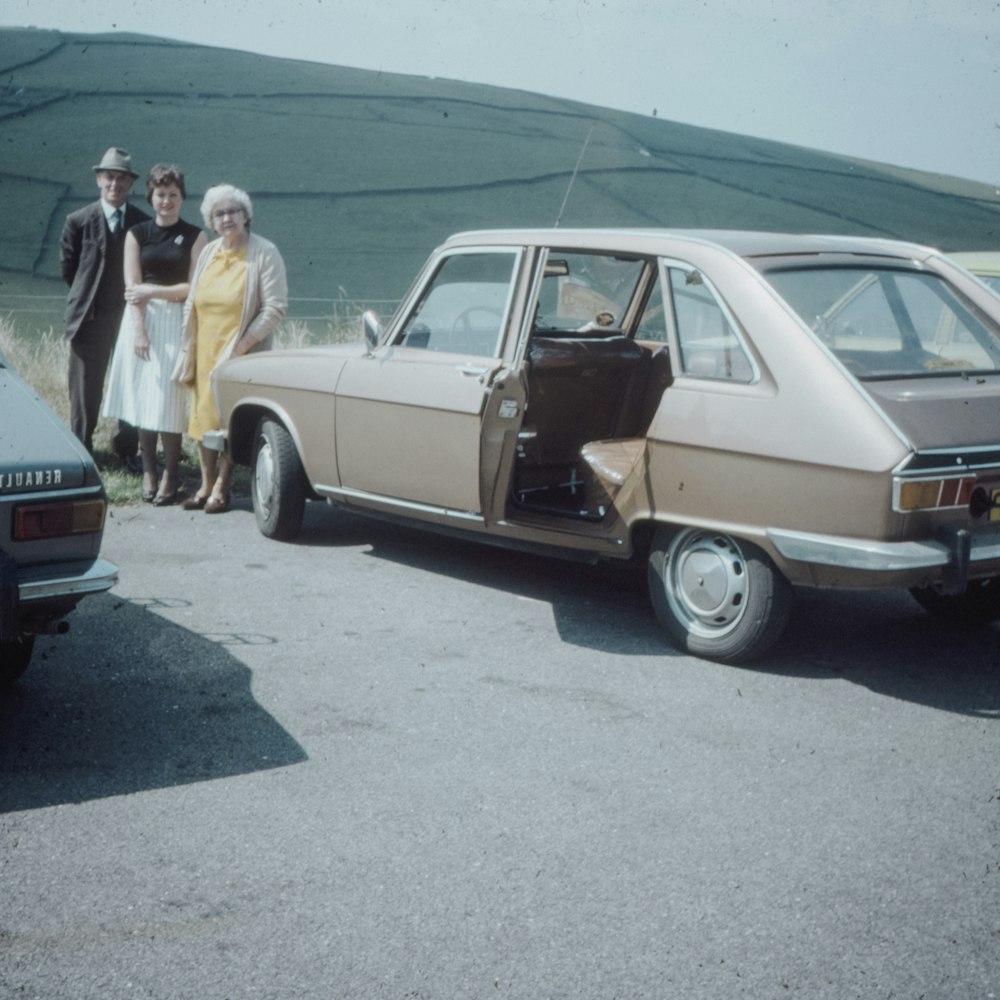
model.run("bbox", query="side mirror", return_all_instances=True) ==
[362,310,381,352]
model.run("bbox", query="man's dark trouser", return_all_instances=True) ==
[67,315,137,457]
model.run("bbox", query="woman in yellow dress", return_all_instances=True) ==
[176,184,287,513]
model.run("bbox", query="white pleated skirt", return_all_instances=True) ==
[102,299,188,434]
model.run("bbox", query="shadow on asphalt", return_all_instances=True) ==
[0,592,307,814]
[774,587,1000,718]
[297,499,662,655]
[290,501,1000,719]
[6,500,994,814]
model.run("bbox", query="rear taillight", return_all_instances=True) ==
[894,476,976,512]
[14,499,107,541]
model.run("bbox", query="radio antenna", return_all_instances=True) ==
[554,123,595,228]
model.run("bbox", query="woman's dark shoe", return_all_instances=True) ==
[142,472,158,503]
[204,495,230,515]
[180,494,209,511]
[152,491,179,507]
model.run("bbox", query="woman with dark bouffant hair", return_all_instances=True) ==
[103,163,206,504]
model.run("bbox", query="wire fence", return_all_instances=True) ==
[0,294,401,319]
[0,294,402,342]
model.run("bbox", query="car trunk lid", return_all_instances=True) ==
[0,367,90,493]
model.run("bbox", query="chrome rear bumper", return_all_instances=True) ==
[767,525,1000,594]
[1,556,118,641]
[18,557,119,604]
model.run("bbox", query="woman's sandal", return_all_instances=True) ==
[204,495,230,514]
[180,493,210,511]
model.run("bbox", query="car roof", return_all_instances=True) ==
[442,227,938,264]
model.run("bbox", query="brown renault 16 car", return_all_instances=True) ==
[209,229,1000,663]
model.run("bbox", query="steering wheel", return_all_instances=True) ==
[452,306,503,333]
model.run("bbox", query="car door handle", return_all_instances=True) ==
[456,365,490,378]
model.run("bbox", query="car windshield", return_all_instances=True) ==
[764,265,1000,378]
[533,252,647,333]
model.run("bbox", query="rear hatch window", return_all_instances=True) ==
[764,265,1000,379]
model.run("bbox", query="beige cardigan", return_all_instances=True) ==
[175,232,288,383]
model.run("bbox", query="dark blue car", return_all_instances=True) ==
[0,348,117,686]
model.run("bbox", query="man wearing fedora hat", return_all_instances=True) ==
[60,147,151,459]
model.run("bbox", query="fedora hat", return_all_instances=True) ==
[93,147,139,179]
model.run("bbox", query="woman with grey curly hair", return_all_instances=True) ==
[176,183,287,513]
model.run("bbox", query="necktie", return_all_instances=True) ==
[111,208,122,234]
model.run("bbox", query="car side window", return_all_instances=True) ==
[667,265,754,381]
[533,252,646,333]
[397,251,518,357]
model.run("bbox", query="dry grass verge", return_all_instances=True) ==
[0,316,361,504]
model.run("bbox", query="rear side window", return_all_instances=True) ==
[666,266,754,381]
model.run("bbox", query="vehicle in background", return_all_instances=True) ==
[0,348,118,686]
[948,251,1000,295]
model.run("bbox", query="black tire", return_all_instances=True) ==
[647,526,792,663]
[909,578,1000,625]
[251,418,307,541]
[0,635,35,689]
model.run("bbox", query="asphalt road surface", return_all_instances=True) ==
[2,496,998,1000]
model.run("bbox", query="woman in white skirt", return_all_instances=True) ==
[103,164,206,503]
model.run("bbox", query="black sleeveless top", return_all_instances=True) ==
[132,218,203,286]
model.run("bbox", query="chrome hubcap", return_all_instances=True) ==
[665,530,748,637]
[254,439,275,516]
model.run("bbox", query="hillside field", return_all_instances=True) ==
[2,27,998,336]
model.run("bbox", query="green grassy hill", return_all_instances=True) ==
[2,26,999,335]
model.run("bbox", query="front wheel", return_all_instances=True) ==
[252,418,307,541]
[909,578,1000,625]
[0,635,35,689]
[647,526,792,663]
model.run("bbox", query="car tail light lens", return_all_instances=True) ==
[895,476,976,512]
[14,499,107,541]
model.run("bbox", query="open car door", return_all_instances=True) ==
[335,248,524,517]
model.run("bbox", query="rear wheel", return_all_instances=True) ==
[909,578,1000,625]
[0,635,35,689]
[252,418,307,540]
[647,526,792,663]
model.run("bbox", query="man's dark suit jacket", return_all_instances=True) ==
[60,200,151,338]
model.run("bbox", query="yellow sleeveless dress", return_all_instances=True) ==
[188,246,247,440]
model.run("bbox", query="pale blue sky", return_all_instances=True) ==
[7,0,1000,185]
